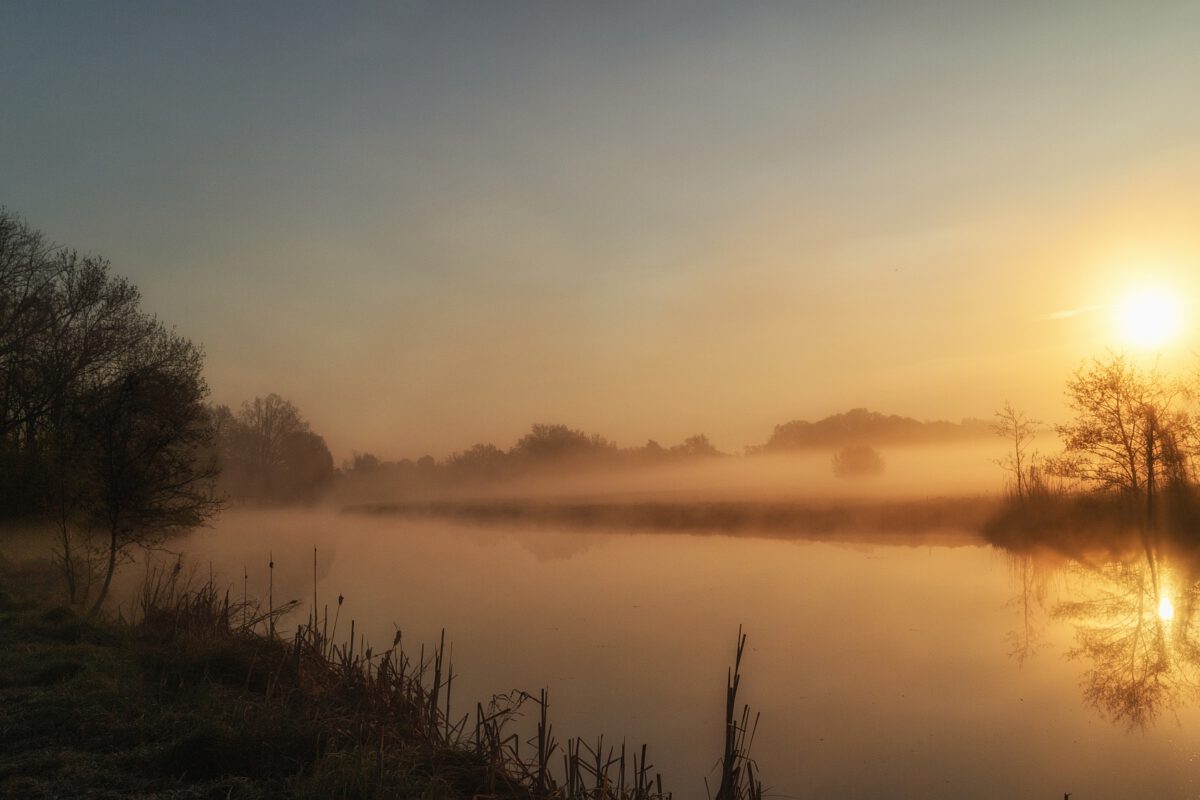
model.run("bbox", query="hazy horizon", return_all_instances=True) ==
[5,3,1200,461]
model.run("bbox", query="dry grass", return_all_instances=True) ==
[107,555,768,799]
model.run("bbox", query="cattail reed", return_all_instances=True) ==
[128,552,761,800]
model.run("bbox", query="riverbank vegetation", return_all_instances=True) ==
[0,209,221,614]
[986,352,1200,550]
[0,211,342,608]
[0,556,765,799]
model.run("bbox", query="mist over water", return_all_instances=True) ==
[127,507,1200,799]
[331,441,1008,506]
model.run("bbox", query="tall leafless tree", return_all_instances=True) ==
[0,210,221,610]
[992,401,1041,500]
[1055,353,1195,515]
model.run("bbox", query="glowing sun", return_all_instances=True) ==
[1115,287,1183,348]
[1159,595,1175,622]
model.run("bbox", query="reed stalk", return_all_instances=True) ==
[129,554,768,799]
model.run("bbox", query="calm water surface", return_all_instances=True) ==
[158,509,1200,799]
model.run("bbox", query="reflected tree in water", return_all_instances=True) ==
[1003,552,1050,666]
[987,350,1200,727]
[1051,540,1200,728]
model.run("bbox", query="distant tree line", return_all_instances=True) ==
[339,424,727,495]
[756,408,991,452]
[341,408,1004,496]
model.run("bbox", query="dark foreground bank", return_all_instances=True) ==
[0,558,762,800]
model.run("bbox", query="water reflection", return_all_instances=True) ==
[1003,552,1049,666]
[136,509,1200,799]
[1000,531,1200,728]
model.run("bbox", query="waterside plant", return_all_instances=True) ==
[0,554,765,799]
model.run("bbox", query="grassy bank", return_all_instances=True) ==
[982,487,1200,555]
[0,558,762,799]
[350,496,997,545]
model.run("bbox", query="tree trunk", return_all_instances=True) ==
[1014,430,1026,500]
[58,522,76,605]
[88,527,119,618]
[1145,409,1157,521]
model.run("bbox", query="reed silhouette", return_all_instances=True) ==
[0,552,768,798]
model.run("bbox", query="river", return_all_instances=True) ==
[145,507,1200,799]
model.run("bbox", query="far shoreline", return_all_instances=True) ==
[343,495,1000,547]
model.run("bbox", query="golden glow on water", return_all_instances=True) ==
[1114,286,1182,348]
[151,510,1200,800]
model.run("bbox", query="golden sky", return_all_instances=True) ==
[4,3,1200,458]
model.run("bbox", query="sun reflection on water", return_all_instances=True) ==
[1003,535,1200,729]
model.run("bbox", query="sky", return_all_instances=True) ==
[4,2,1200,460]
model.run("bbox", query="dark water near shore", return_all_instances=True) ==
[149,509,1200,798]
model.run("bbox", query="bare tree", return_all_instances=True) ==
[236,394,308,475]
[0,211,222,609]
[64,324,220,615]
[992,402,1041,500]
[1055,353,1194,513]
[1,209,152,516]
[212,394,333,503]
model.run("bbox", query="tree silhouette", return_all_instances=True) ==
[511,423,617,466]
[670,434,723,459]
[0,210,220,609]
[1,210,153,515]
[831,444,884,478]
[1054,353,1194,515]
[761,408,990,451]
[992,402,1041,500]
[213,394,333,503]
[444,443,508,481]
[69,339,220,615]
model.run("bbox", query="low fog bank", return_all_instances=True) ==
[330,440,1009,508]
[321,410,1000,508]
[0,433,1015,610]
[0,523,56,560]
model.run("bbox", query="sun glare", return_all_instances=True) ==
[1159,595,1175,622]
[1115,287,1183,348]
